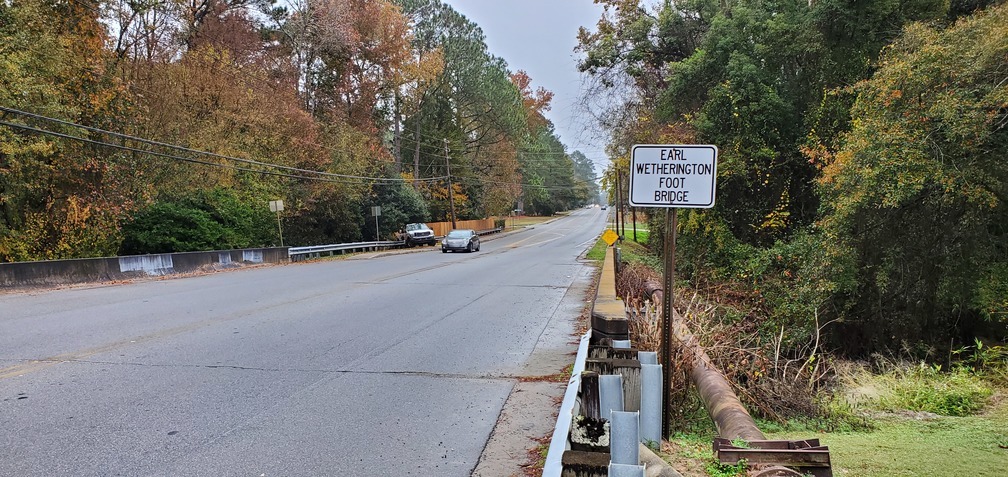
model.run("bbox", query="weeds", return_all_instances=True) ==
[522,436,551,477]
[705,458,747,477]
[953,339,1008,386]
[875,363,992,416]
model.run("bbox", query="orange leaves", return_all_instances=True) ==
[509,70,554,133]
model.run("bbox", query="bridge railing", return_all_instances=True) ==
[287,241,404,261]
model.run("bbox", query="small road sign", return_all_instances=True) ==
[602,229,619,246]
[629,145,718,208]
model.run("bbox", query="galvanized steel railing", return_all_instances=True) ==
[286,227,504,261]
[287,241,403,260]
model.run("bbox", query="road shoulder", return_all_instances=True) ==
[471,260,597,476]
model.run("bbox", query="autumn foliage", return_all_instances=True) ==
[579,0,1007,357]
[0,0,600,261]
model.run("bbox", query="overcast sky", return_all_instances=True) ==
[441,0,608,175]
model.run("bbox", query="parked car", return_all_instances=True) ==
[601,205,608,210]
[441,229,480,253]
[403,222,437,247]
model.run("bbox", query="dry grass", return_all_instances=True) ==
[505,215,556,229]
[617,262,834,427]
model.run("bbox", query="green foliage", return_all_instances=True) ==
[705,458,747,477]
[285,186,365,246]
[876,364,992,417]
[121,189,273,254]
[975,263,1008,323]
[764,394,1008,477]
[817,3,1008,354]
[953,339,1008,386]
[580,0,1002,361]
[121,202,227,254]
[372,180,430,240]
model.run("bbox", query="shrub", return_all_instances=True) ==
[877,364,992,417]
[120,189,273,254]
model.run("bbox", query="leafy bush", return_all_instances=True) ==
[120,202,227,254]
[120,189,273,254]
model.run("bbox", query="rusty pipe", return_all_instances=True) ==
[647,285,765,442]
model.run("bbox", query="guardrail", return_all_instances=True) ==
[287,228,504,261]
[544,244,832,477]
[287,241,404,260]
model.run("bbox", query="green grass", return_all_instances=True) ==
[627,229,650,245]
[756,363,1006,477]
[657,366,1007,476]
[763,398,1008,476]
[586,237,608,261]
[506,215,556,229]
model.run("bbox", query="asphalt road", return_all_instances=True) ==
[0,208,608,476]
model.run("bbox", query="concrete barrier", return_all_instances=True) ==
[0,248,289,289]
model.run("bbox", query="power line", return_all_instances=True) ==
[1,106,599,195]
[0,107,448,185]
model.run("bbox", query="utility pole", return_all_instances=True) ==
[443,138,457,229]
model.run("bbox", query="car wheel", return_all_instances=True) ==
[467,243,473,253]
[476,243,480,251]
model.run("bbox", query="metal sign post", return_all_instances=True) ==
[371,206,381,241]
[661,208,676,439]
[628,144,718,440]
[269,200,285,247]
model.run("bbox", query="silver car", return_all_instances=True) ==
[441,229,480,253]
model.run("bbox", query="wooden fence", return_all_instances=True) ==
[426,218,499,237]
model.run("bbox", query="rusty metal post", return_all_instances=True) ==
[660,208,676,439]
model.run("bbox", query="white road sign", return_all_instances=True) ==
[629,144,718,208]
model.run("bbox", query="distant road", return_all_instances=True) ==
[0,209,607,476]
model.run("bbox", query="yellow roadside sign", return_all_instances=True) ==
[602,229,619,246]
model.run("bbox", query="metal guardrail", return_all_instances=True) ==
[287,227,505,261]
[288,241,404,260]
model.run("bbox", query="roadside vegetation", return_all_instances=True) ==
[0,0,601,261]
[611,224,1008,475]
[579,0,1006,472]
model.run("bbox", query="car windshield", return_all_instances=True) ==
[447,230,470,238]
[406,223,427,231]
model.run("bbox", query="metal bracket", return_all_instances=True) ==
[713,438,833,477]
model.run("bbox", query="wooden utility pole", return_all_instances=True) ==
[444,138,457,229]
